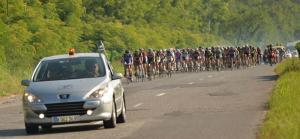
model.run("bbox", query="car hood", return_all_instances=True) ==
[27,77,107,103]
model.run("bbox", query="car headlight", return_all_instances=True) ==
[24,92,42,103]
[87,85,108,99]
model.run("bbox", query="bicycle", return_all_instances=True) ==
[124,64,133,84]
[166,61,173,78]
[148,62,156,80]
[134,64,144,82]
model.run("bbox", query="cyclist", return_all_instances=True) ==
[139,48,147,78]
[250,46,257,66]
[228,46,236,69]
[278,48,285,62]
[133,50,143,78]
[267,44,274,66]
[122,50,133,80]
[244,45,251,67]
[192,48,200,71]
[257,47,262,64]
[155,49,162,74]
[147,48,156,78]
[166,49,175,74]
[215,47,222,70]
[158,49,166,74]
[199,47,206,70]
[205,47,213,70]
[182,49,189,71]
[175,49,182,71]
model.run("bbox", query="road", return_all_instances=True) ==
[0,65,276,139]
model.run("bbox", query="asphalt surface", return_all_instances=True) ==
[0,65,276,139]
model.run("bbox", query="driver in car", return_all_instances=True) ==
[86,60,100,78]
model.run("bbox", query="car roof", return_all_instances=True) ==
[41,53,101,61]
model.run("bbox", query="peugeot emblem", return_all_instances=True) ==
[59,94,70,99]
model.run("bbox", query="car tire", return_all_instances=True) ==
[103,101,117,128]
[41,124,52,131]
[117,97,126,123]
[25,123,39,134]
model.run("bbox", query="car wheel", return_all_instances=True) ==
[41,124,52,131]
[25,123,39,134]
[103,101,117,128]
[117,97,126,123]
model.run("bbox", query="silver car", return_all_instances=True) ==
[21,52,126,134]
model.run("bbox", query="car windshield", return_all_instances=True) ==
[33,57,106,82]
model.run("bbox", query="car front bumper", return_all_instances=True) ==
[23,100,113,125]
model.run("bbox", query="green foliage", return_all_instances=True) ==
[1,0,300,96]
[260,59,300,139]
[275,58,300,75]
[0,65,24,96]
[296,42,300,54]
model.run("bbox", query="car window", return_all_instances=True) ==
[33,57,106,82]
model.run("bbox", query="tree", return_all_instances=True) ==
[296,42,300,57]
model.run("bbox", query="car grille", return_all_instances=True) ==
[45,102,86,117]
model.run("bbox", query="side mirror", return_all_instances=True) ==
[21,80,31,86]
[112,73,123,80]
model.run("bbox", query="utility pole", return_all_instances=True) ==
[6,0,8,17]
[208,17,211,33]
[206,1,211,33]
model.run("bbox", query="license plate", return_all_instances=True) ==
[52,115,78,123]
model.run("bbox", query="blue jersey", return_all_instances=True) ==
[123,53,132,64]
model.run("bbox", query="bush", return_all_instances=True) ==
[296,42,300,55]
[275,58,300,75]
[0,66,24,96]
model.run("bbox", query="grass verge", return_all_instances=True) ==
[259,58,300,139]
[111,60,124,74]
[0,66,25,96]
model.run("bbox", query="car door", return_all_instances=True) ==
[106,60,123,113]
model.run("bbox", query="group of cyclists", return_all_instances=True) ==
[121,44,286,82]
[262,44,287,66]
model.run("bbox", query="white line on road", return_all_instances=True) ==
[208,75,213,78]
[187,82,194,85]
[156,93,166,97]
[133,103,143,108]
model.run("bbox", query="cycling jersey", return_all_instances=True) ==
[158,52,165,63]
[175,51,182,62]
[140,51,147,64]
[257,48,261,55]
[166,52,174,62]
[215,49,222,59]
[251,49,256,57]
[148,52,155,64]
[193,51,200,60]
[182,51,189,60]
[133,53,142,65]
[229,48,235,58]
[205,50,213,58]
[123,53,132,64]
[245,47,250,55]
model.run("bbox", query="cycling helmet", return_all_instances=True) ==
[134,50,138,54]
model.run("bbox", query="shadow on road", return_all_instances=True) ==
[0,129,26,137]
[257,75,278,81]
[0,125,102,137]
